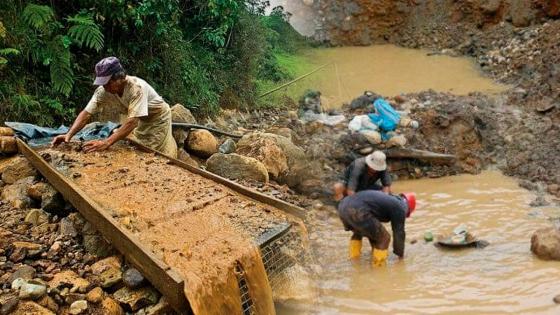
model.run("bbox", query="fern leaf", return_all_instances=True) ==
[67,14,104,51]
[48,36,74,96]
[0,22,6,38]
[0,48,20,56]
[22,4,55,29]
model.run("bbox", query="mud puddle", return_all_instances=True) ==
[278,171,560,314]
[297,45,509,108]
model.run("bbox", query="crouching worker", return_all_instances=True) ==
[337,190,416,266]
[52,57,177,157]
[333,150,392,202]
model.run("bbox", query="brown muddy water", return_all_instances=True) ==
[297,45,508,108]
[278,171,560,315]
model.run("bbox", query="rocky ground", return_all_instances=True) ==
[0,157,173,315]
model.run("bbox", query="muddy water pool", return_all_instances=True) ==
[289,45,508,109]
[278,171,560,314]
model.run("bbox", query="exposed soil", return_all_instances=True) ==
[40,142,306,314]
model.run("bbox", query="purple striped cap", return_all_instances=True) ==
[93,57,124,85]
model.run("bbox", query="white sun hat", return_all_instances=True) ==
[365,150,387,171]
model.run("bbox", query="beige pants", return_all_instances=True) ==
[132,104,178,158]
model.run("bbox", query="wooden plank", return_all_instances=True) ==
[386,148,456,165]
[16,139,192,314]
[128,139,308,220]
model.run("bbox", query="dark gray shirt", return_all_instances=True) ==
[344,157,392,192]
[338,190,407,257]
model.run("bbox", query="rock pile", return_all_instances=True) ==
[0,157,175,315]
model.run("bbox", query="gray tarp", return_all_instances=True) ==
[5,121,118,147]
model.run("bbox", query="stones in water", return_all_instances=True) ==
[122,268,145,289]
[554,294,560,304]
[424,231,434,242]
[531,226,560,260]
[206,153,269,183]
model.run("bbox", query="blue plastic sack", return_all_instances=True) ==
[367,98,401,132]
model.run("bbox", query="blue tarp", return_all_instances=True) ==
[5,121,119,147]
[367,98,401,140]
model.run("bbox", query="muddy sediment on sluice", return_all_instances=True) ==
[40,143,305,314]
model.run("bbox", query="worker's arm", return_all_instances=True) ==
[391,208,406,258]
[346,162,363,196]
[51,110,92,146]
[381,171,393,194]
[83,117,139,153]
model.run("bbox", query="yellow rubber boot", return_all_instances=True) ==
[372,249,388,267]
[349,239,362,259]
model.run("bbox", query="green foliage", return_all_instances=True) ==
[0,0,312,125]
[47,36,74,96]
[67,13,104,51]
[22,4,54,29]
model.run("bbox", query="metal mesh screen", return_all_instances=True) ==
[257,223,301,290]
[235,264,256,315]
[235,222,304,314]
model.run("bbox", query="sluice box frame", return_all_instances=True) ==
[17,138,307,315]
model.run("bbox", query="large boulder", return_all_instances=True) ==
[1,176,35,209]
[237,132,318,188]
[170,104,197,124]
[236,137,288,179]
[531,227,560,260]
[1,157,37,184]
[206,153,269,183]
[171,104,197,148]
[186,129,218,159]
[0,136,17,155]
